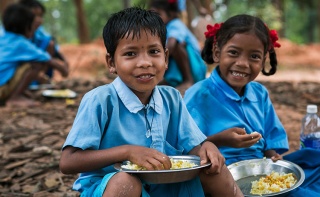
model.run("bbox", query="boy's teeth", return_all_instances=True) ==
[140,75,150,79]
[232,71,246,77]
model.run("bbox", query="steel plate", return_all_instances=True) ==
[227,158,305,196]
[114,155,211,184]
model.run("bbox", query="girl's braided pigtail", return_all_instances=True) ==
[201,36,214,64]
[262,29,281,76]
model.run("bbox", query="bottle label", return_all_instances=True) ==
[300,137,320,149]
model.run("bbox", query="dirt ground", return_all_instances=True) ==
[1,38,320,196]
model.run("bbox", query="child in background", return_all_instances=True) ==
[59,7,242,197]
[0,4,68,107]
[150,0,207,96]
[184,14,289,165]
[19,0,69,86]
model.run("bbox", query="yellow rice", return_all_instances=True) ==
[250,171,297,195]
[121,159,198,171]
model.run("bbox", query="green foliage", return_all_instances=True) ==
[214,0,281,30]
[38,0,319,44]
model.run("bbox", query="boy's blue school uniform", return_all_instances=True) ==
[63,77,207,196]
[184,66,289,165]
[165,18,207,86]
[0,30,50,86]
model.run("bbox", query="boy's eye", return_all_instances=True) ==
[150,49,161,54]
[124,52,135,56]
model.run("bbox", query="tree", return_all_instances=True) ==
[73,0,90,44]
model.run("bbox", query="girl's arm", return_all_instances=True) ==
[264,149,283,161]
[59,145,171,174]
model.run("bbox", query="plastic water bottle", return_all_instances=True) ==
[300,104,320,149]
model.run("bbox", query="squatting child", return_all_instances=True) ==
[0,4,68,107]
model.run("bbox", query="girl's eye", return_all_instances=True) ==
[228,50,238,56]
[251,54,261,60]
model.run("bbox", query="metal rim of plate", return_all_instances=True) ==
[42,89,77,98]
[113,155,212,184]
[114,155,211,173]
[227,158,305,196]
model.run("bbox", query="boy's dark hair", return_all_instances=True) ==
[19,0,46,13]
[2,4,34,35]
[149,0,180,15]
[103,7,167,59]
[202,14,278,76]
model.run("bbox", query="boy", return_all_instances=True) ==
[59,7,242,197]
[0,4,69,107]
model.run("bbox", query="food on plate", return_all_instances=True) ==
[250,171,297,195]
[121,159,198,171]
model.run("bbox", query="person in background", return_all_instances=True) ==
[184,14,289,165]
[150,0,207,96]
[178,0,211,26]
[0,4,68,107]
[59,7,243,197]
[19,0,69,87]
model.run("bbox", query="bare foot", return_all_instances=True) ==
[6,96,41,108]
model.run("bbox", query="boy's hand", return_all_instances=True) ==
[127,146,171,170]
[198,141,225,174]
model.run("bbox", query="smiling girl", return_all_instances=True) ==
[184,14,289,165]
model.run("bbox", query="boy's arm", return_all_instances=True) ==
[188,141,225,174]
[59,145,171,174]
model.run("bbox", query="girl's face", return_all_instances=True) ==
[214,32,266,95]
[106,30,168,104]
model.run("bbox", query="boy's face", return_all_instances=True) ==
[106,30,168,102]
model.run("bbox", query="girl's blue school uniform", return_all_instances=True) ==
[184,66,289,165]
[62,77,207,197]
[0,30,50,86]
[165,18,207,86]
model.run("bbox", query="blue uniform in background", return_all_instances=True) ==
[165,18,207,86]
[0,30,50,86]
[184,66,289,165]
[63,77,207,196]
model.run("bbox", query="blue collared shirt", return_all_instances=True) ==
[184,67,289,165]
[63,77,206,191]
[0,30,50,85]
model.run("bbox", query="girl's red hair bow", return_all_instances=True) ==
[269,29,281,49]
[204,23,223,39]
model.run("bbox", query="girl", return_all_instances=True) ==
[60,7,242,197]
[184,14,289,165]
[150,0,207,95]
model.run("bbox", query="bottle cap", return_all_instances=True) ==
[307,104,318,113]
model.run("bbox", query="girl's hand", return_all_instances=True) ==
[127,146,171,170]
[212,127,262,148]
[265,150,283,162]
[198,141,225,175]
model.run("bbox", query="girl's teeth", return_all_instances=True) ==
[232,72,246,77]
